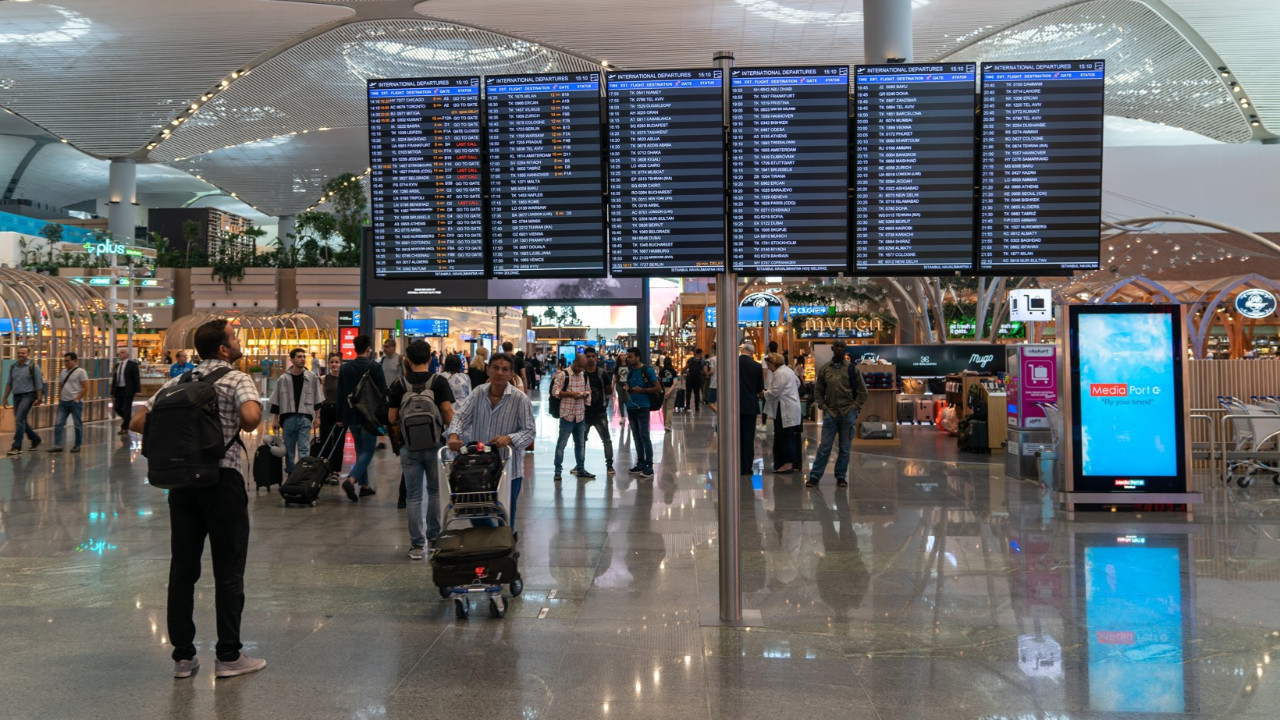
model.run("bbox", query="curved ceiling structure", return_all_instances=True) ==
[0,0,1276,222]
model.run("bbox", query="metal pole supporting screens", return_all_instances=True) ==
[714,49,741,624]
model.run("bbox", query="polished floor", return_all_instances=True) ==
[2,385,1279,719]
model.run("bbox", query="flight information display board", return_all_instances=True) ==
[486,72,605,277]
[606,69,725,276]
[367,77,484,277]
[853,63,977,274]
[978,60,1105,273]
[730,66,849,275]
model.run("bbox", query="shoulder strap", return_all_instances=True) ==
[191,366,234,385]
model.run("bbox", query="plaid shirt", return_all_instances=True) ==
[552,369,590,422]
[146,359,261,472]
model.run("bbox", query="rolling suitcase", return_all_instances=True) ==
[280,427,341,506]
[916,397,936,425]
[897,396,916,424]
[431,526,519,590]
[252,439,283,492]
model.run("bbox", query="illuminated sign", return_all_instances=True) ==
[788,305,831,316]
[1235,289,1277,319]
[403,318,450,336]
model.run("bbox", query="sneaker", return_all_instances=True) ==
[804,479,819,488]
[606,464,615,476]
[637,468,654,479]
[70,447,81,453]
[214,653,266,679]
[628,465,643,474]
[836,479,849,488]
[554,473,562,482]
[6,448,19,456]
[327,472,340,485]
[407,546,425,560]
[569,468,579,476]
[577,469,596,480]
[342,479,359,502]
[30,437,41,450]
[358,486,376,497]
[49,447,63,453]
[173,657,200,678]
[427,541,439,558]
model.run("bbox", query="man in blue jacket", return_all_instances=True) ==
[336,335,386,502]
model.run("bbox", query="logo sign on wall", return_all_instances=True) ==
[1235,289,1277,319]
[848,344,1007,375]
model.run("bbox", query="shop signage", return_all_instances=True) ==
[789,305,831,316]
[81,276,161,287]
[1235,289,1277,319]
[848,344,1007,375]
[798,315,884,339]
[338,310,361,326]
[339,327,359,360]
[947,319,1025,339]
[706,305,782,328]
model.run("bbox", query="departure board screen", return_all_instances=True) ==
[730,66,849,275]
[853,63,977,274]
[487,72,605,277]
[978,60,1105,273]
[368,77,484,277]
[606,69,725,276]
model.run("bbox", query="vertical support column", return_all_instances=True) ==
[714,49,742,624]
[108,158,137,241]
[637,278,651,361]
[278,214,296,252]
[863,0,914,64]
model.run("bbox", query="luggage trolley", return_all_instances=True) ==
[1219,398,1280,487]
[433,443,523,619]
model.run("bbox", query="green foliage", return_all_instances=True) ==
[207,225,266,291]
[323,173,367,266]
[38,222,64,245]
[784,280,888,310]
[539,306,582,326]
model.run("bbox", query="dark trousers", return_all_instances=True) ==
[167,468,250,662]
[583,411,614,466]
[686,377,703,410]
[739,413,757,474]
[627,408,653,468]
[317,404,343,473]
[772,413,802,470]
[113,388,135,431]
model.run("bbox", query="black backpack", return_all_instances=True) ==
[141,367,239,490]
[348,366,388,432]
[547,371,570,419]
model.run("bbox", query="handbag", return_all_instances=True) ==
[859,415,894,440]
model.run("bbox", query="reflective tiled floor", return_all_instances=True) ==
[3,386,1280,718]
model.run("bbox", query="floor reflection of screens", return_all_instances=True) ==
[1083,542,1186,712]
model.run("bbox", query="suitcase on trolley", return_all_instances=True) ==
[431,526,519,589]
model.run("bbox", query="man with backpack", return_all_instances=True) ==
[684,348,705,412]
[551,354,593,483]
[267,347,324,476]
[624,347,662,478]
[386,340,455,560]
[336,335,387,502]
[580,347,615,476]
[129,318,266,679]
[2,344,44,455]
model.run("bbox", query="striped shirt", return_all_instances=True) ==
[146,359,261,472]
[551,369,590,422]
[446,382,535,478]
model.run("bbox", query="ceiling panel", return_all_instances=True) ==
[0,0,353,156]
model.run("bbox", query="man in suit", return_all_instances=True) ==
[738,342,765,476]
[112,347,141,435]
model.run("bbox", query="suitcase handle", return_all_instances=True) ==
[314,424,344,460]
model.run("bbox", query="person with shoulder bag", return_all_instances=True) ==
[335,335,387,502]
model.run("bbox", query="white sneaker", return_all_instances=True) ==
[214,653,266,679]
[407,546,425,560]
[173,657,199,678]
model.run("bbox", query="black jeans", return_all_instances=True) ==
[686,377,703,410]
[772,413,802,470]
[583,411,614,466]
[167,468,251,662]
[739,413,757,474]
[113,389,135,431]
[627,408,653,468]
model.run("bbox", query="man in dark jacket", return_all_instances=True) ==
[336,335,387,502]
[738,342,765,476]
[112,347,142,435]
[806,340,868,489]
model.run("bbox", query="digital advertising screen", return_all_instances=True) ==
[1075,533,1194,713]
[1069,305,1187,493]
[606,69,726,276]
[403,318,450,336]
[486,72,605,277]
[853,63,977,274]
[367,76,485,278]
[978,60,1105,274]
[730,65,850,275]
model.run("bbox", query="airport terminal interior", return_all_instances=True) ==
[4,1,1280,718]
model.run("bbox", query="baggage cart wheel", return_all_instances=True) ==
[1272,475,1280,486]
[454,598,469,619]
[438,586,451,599]
[1238,475,1255,488]
[509,575,523,597]
[489,596,507,618]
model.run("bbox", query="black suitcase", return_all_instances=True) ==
[252,443,283,492]
[431,526,518,589]
[281,428,341,506]
[450,448,503,493]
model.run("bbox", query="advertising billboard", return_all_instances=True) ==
[1068,305,1187,493]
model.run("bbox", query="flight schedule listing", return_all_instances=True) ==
[854,63,977,274]
[978,60,1105,273]
[367,77,484,278]
[487,73,605,277]
[606,69,725,276]
[730,66,850,275]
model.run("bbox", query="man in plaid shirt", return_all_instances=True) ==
[131,319,266,680]
[552,353,593,483]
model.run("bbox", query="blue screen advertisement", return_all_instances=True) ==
[1084,544,1185,712]
[1073,308,1184,490]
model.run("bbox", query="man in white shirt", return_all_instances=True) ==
[50,351,89,452]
